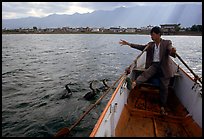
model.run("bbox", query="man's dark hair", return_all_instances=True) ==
[150,26,162,36]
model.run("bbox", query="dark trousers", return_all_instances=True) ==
[136,62,170,107]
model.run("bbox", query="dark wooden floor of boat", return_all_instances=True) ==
[115,85,202,137]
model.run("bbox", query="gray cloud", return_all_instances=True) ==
[3,2,74,19]
[2,2,201,19]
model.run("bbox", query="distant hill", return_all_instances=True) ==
[2,4,202,29]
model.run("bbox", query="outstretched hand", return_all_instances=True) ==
[171,47,176,53]
[119,39,129,46]
[171,47,176,58]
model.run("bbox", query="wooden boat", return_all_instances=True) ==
[89,52,202,137]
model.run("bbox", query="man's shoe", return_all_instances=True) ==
[132,81,136,89]
[160,107,168,115]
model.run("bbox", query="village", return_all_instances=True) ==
[2,24,202,35]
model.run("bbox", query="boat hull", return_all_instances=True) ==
[90,54,202,137]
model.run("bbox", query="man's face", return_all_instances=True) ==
[151,32,160,41]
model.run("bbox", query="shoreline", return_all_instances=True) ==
[2,32,202,36]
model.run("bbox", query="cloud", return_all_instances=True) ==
[3,2,72,19]
[2,2,202,19]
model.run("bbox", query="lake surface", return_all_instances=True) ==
[2,34,202,137]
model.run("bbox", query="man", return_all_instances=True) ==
[119,26,176,115]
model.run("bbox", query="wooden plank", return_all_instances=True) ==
[115,82,202,137]
[115,104,130,136]
[152,118,158,137]
[154,119,188,137]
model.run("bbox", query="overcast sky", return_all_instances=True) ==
[2,2,202,19]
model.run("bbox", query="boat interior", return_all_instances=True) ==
[115,74,202,137]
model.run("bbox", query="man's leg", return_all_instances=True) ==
[134,63,159,88]
[159,77,170,115]
[159,77,170,106]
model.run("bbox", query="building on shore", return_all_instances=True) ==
[160,24,180,35]
[2,24,202,35]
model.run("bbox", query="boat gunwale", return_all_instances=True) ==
[172,59,201,86]
[90,75,127,137]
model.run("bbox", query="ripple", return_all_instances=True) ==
[3,91,25,99]
[41,94,51,100]
[35,102,48,108]
[24,74,36,78]
[2,109,17,117]
[15,102,30,109]
[42,50,55,53]
[2,68,25,76]
[2,86,21,95]
[42,78,53,82]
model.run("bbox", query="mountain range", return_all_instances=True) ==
[2,4,202,29]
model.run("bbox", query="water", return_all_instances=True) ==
[2,34,202,137]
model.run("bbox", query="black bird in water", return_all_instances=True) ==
[60,83,72,99]
[83,81,99,101]
[65,84,72,95]
[98,79,110,91]
[102,79,110,90]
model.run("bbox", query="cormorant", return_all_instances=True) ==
[83,81,99,100]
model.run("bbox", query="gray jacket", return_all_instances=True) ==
[130,38,176,78]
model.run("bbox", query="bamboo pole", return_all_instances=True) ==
[175,53,202,84]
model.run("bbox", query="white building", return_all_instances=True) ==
[91,28,100,32]
[125,28,137,33]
